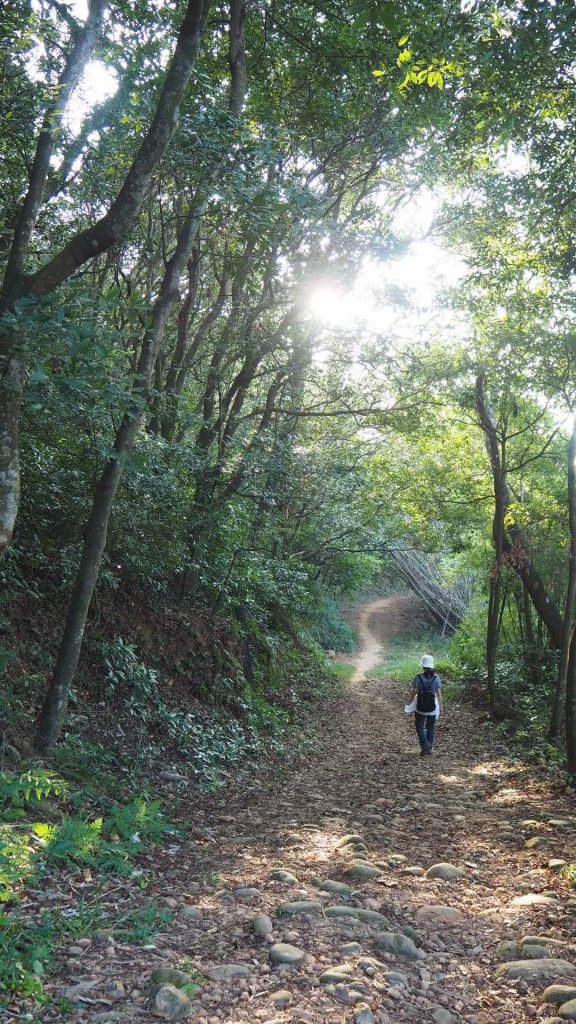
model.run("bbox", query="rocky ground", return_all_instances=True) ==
[25,595,576,1024]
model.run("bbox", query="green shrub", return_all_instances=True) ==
[50,734,119,786]
[0,787,176,1002]
[562,863,576,888]
[100,636,295,788]
[113,902,172,943]
[314,599,357,653]
[329,662,355,685]
[0,827,38,902]
[0,899,171,1004]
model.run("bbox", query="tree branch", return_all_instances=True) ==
[3,0,108,293]
[26,0,213,298]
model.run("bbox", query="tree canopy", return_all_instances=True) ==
[2,0,576,774]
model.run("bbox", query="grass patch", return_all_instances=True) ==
[329,661,355,685]
[370,624,455,686]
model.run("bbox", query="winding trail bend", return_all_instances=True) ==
[350,594,416,683]
[42,594,576,1024]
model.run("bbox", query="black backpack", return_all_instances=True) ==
[416,673,436,713]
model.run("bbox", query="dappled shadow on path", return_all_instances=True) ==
[43,594,576,1024]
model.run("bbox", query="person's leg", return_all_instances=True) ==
[414,713,427,753]
[426,715,436,752]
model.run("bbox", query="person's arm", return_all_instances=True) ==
[436,680,443,716]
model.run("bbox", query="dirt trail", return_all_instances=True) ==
[350,596,407,683]
[41,595,576,1024]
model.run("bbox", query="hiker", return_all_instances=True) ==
[408,654,442,756]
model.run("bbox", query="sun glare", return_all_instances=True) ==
[64,62,119,136]
[309,242,464,335]
[309,287,356,327]
[309,187,466,343]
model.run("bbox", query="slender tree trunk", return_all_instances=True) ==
[485,557,502,714]
[0,356,22,555]
[35,206,206,752]
[3,0,108,295]
[34,417,139,751]
[551,420,576,745]
[523,589,535,647]
[0,0,108,557]
[475,374,505,716]
[566,630,576,777]
[522,588,540,688]
[34,0,247,753]
[475,374,564,659]
[501,532,563,649]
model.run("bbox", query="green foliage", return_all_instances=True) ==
[448,594,488,678]
[0,910,63,1001]
[0,761,175,1002]
[1,800,171,906]
[103,636,160,706]
[38,817,104,867]
[328,661,355,685]
[0,769,68,811]
[0,645,16,676]
[0,899,171,1003]
[0,900,104,1001]
[314,599,357,653]
[33,798,172,876]
[3,0,576,793]
[50,734,120,787]
[0,757,173,900]
[113,902,172,943]
[562,863,576,889]
[0,826,37,902]
[103,798,170,846]
[7,0,576,992]
[181,980,201,998]
[101,636,294,789]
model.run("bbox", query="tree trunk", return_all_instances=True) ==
[0,0,109,558]
[3,0,108,294]
[485,571,502,715]
[566,629,576,777]
[35,202,207,752]
[34,0,248,752]
[0,355,22,555]
[475,374,506,715]
[551,420,576,745]
[34,202,208,752]
[475,374,564,655]
[34,417,139,752]
[501,532,563,649]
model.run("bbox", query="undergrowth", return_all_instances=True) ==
[99,636,300,789]
[0,766,175,1005]
[314,599,357,653]
[0,630,341,1005]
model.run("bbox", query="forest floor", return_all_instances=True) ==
[18,594,576,1024]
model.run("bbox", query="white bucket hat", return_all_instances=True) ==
[421,655,435,669]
